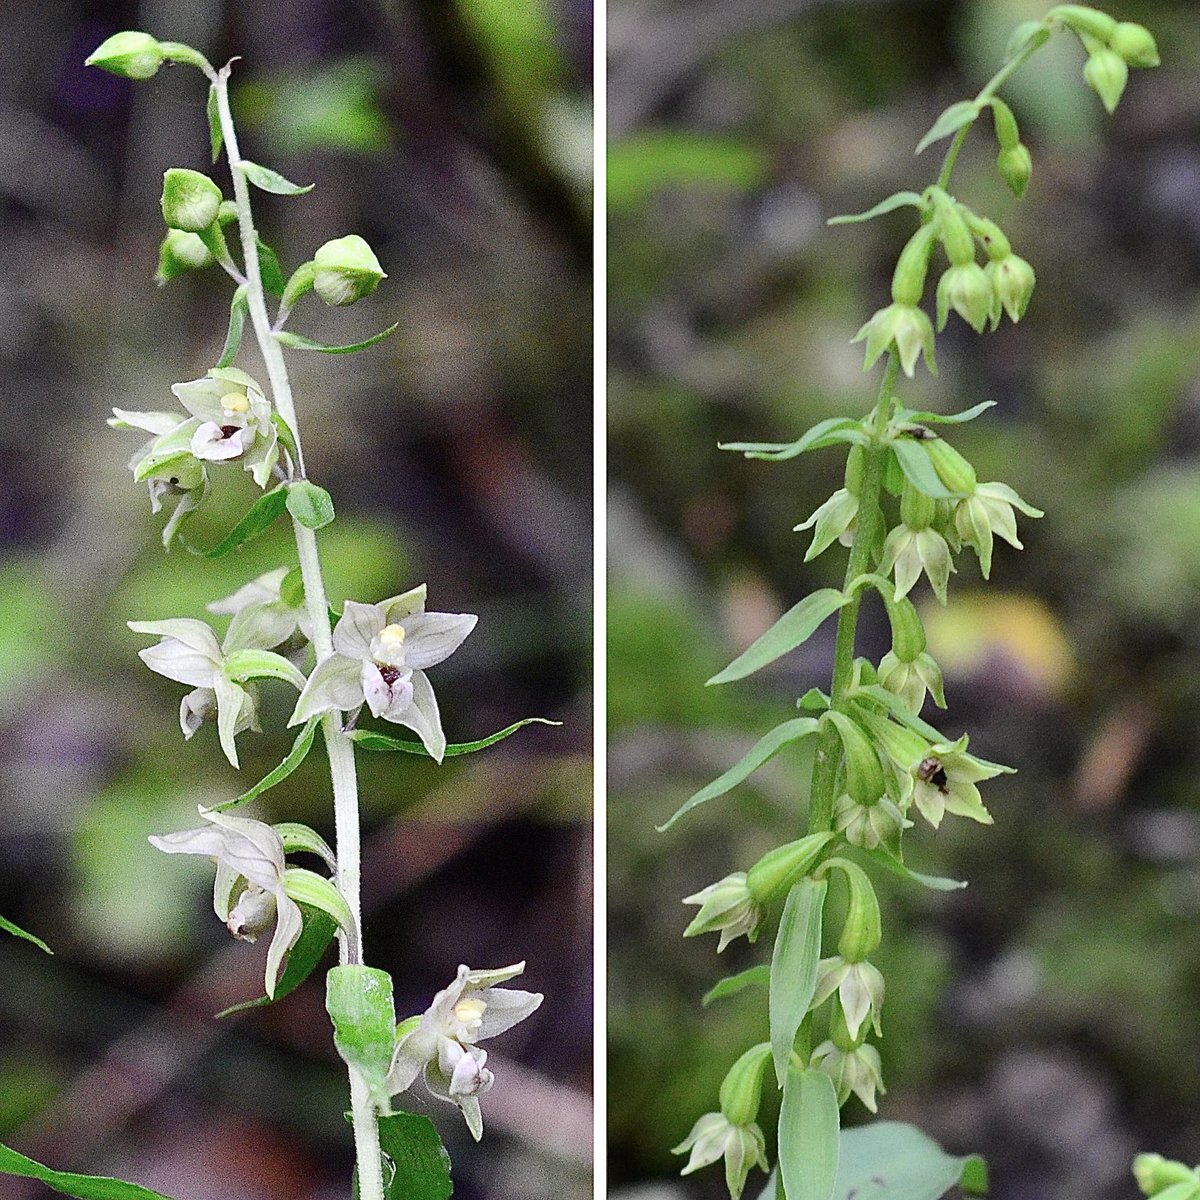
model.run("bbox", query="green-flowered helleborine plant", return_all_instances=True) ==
[0,30,556,1200]
[657,8,1158,1200]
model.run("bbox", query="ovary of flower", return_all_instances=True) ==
[148,809,303,999]
[386,962,543,1141]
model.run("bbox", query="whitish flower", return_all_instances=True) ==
[290,585,476,762]
[852,302,937,378]
[810,1040,885,1112]
[172,368,278,487]
[387,963,543,1141]
[129,618,257,767]
[148,810,303,998]
[208,567,311,650]
[936,262,992,333]
[953,482,1042,580]
[682,872,763,952]
[833,792,910,852]
[673,1112,768,1200]
[880,522,954,604]
[811,957,885,1041]
[878,649,946,714]
[795,489,859,561]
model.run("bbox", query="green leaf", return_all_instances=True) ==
[349,716,561,756]
[960,1156,989,1195]
[272,412,300,465]
[217,285,249,369]
[287,480,336,530]
[890,438,955,499]
[657,717,820,832]
[275,323,399,355]
[326,965,397,1106]
[210,717,320,812]
[0,1142,174,1199]
[216,902,336,1017]
[719,417,867,462]
[827,190,925,225]
[257,238,286,297]
[853,684,949,744]
[223,648,308,689]
[707,589,850,685]
[0,914,52,954]
[862,847,966,892]
[779,1069,840,1200]
[916,100,981,155]
[375,1111,453,1200]
[770,880,828,1086]
[199,484,288,558]
[702,964,770,1007]
[899,401,996,426]
[207,84,223,162]
[1005,20,1051,62]
[798,687,831,711]
[833,1121,985,1200]
[239,159,315,195]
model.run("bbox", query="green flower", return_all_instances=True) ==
[953,482,1042,579]
[833,791,910,852]
[852,302,937,378]
[878,649,946,714]
[682,872,763,952]
[880,523,954,603]
[795,488,858,561]
[810,1040,885,1112]
[673,1112,768,1200]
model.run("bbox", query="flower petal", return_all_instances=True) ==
[379,584,427,622]
[475,988,543,1039]
[289,654,364,725]
[400,612,478,671]
[129,618,223,659]
[333,601,385,659]
[264,891,304,998]
[385,669,446,762]
[138,640,219,688]
[209,568,289,615]
[214,673,250,768]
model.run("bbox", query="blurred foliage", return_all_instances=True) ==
[608,1,1200,1198]
[0,2,591,1199]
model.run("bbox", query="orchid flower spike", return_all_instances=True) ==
[387,962,543,1141]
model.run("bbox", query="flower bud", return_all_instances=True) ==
[986,254,1036,323]
[899,480,935,531]
[1084,47,1129,114]
[718,1044,772,1127]
[936,262,992,333]
[1133,1154,1199,1197]
[746,832,834,903]
[824,712,884,806]
[85,31,164,80]
[990,98,1020,151]
[929,189,975,266]
[156,229,215,286]
[878,650,946,714]
[997,143,1033,199]
[810,1038,885,1112]
[882,592,925,661]
[1111,22,1160,68]
[313,235,387,306]
[924,437,977,495]
[161,168,223,233]
[889,223,938,307]
[1050,5,1118,42]
[961,212,1011,262]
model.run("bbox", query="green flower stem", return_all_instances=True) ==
[806,355,899,835]
[211,65,383,1200]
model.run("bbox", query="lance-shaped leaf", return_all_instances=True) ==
[199,484,289,558]
[373,1112,453,1200]
[897,401,996,426]
[861,847,967,892]
[215,902,337,1018]
[0,1143,173,1199]
[286,480,336,530]
[217,285,249,368]
[275,323,399,355]
[719,417,867,461]
[327,965,397,1107]
[0,914,52,954]
[657,717,820,832]
[257,238,286,296]
[890,438,955,499]
[832,1121,987,1200]
[1005,20,1051,62]
[708,589,851,686]
[915,99,982,154]
[770,878,828,1086]
[827,190,925,225]
[210,717,321,812]
[349,716,561,755]
[240,160,314,195]
[702,964,770,1008]
[223,648,307,690]
[206,84,223,162]
[778,1068,840,1200]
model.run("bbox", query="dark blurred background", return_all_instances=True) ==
[607,2,1200,1198]
[0,2,592,1198]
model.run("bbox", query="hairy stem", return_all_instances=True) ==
[211,65,383,1200]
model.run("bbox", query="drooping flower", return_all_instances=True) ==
[171,367,278,487]
[290,585,477,762]
[833,791,910,852]
[810,1040,886,1112]
[672,1112,768,1200]
[682,872,763,952]
[880,521,954,604]
[852,302,937,378]
[387,963,543,1141]
[810,956,885,1041]
[953,481,1043,579]
[877,648,946,714]
[795,488,859,561]
[148,810,303,998]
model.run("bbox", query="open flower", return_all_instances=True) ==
[682,872,763,952]
[208,567,311,650]
[673,1112,768,1200]
[880,521,954,603]
[953,481,1043,579]
[811,957,885,1041]
[172,367,278,487]
[795,488,859,561]
[290,585,477,762]
[852,302,937,378]
[148,810,303,998]
[810,1040,885,1112]
[387,963,542,1141]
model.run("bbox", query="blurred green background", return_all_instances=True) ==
[607,2,1200,1198]
[0,2,591,1198]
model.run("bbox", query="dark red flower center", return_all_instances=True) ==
[379,666,402,688]
[220,425,240,438]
